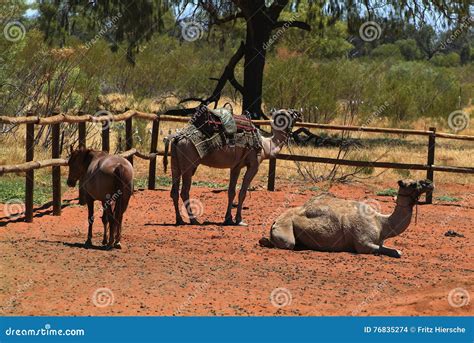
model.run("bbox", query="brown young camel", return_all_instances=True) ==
[163,109,300,226]
[259,179,434,258]
[67,148,134,249]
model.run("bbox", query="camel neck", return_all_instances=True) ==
[380,195,415,240]
[261,131,288,160]
[271,130,288,146]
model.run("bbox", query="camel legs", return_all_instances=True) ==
[101,201,108,245]
[181,170,200,225]
[85,196,94,247]
[105,206,115,249]
[224,167,241,225]
[235,165,258,226]
[170,146,185,225]
[356,242,402,258]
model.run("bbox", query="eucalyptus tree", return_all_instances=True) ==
[36,0,471,117]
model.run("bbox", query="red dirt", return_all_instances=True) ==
[0,180,472,316]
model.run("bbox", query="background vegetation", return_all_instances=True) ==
[0,1,473,198]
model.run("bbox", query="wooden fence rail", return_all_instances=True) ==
[1,110,473,222]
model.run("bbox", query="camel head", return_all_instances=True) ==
[270,109,302,137]
[396,179,434,204]
[67,146,93,187]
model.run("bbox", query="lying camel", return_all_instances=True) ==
[259,179,434,258]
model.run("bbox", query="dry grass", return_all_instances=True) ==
[1,96,473,189]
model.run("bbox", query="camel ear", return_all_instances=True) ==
[398,180,405,188]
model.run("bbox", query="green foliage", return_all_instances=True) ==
[376,188,398,196]
[282,21,354,59]
[1,1,471,128]
[372,44,403,60]
[0,176,67,205]
[436,195,460,202]
[134,177,225,189]
[430,52,461,67]
[381,62,460,121]
[395,39,422,61]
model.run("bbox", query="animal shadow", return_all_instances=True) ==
[63,242,109,251]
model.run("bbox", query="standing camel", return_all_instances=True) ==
[163,109,300,226]
[259,179,434,258]
[67,147,134,249]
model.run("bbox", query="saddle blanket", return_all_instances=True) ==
[174,124,262,159]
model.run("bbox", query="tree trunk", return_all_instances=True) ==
[242,11,272,119]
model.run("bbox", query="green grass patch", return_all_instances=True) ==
[0,176,68,205]
[191,180,227,188]
[135,176,226,189]
[436,195,460,202]
[376,188,398,196]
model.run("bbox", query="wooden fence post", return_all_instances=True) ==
[78,114,87,205]
[426,127,436,204]
[148,116,160,190]
[267,157,276,191]
[125,117,133,165]
[102,115,110,152]
[51,118,61,216]
[24,111,35,222]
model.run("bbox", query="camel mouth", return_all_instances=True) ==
[417,179,434,194]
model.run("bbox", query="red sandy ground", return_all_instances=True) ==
[0,180,472,316]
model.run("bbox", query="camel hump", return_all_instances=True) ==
[303,193,337,218]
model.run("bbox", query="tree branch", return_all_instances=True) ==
[204,41,245,106]
[267,0,289,20]
[273,20,311,31]
[199,0,244,24]
[171,42,245,113]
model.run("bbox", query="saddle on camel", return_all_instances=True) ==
[169,105,262,159]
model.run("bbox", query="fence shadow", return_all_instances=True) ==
[0,199,78,228]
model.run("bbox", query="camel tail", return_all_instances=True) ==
[259,237,275,248]
[113,164,126,227]
[163,138,170,173]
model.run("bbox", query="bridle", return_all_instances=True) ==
[396,192,420,225]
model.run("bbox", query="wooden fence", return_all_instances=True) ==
[1,110,473,223]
